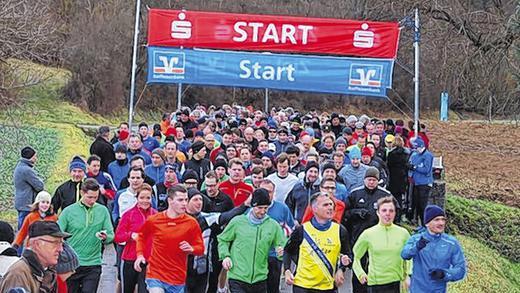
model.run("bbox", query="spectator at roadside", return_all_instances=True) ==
[90,126,115,173]
[13,146,45,232]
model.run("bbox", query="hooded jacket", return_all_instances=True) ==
[108,158,129,190]
[409,149,434,186]
[13,158,45,212]
[218,214,286,284]
[401,228,466,293]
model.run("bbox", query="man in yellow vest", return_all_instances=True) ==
[283,192,352,292]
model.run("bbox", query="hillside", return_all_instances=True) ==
[0,62,518,292]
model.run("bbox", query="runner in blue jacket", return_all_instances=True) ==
[401,205,466,293]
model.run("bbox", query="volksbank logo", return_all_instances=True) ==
[153,51,185,80]
[349,64,383,87]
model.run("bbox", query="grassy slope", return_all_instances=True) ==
[0,61,518,292]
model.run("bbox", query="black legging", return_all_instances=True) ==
[121,260,147,293]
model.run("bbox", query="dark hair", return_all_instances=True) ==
[130,155,145,166]
[119,122,129,128]
[320,178,337,189]
[285,145,300,156]
[205,170,217,180]
[138,122,148,129]
[87,154,101,164]
[251,166,265,176]
[167,185,187,199]
[127,167,145,179]
[251,158,263,165]
[81,178,101,193]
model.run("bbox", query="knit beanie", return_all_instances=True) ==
[305,161,319,174]
[424,205,445,224]
[361,147,373,157]
[321,162,336,175]
[182,170,199,183]
[187,188,203,201]
[119,130,130,141]
[364,167,380,180]
[335,137,347,148]
[349,147,361,160]
[33,191,52,205]
[0,221,14,243]
[251,188,271,207]
[115,144,128,154]
[191,141,205,154]
[214,159,228,172]
[412,137,425,148]
[152,148,166,163]
[21,146,36,159]
[69,156,87,173]
[57,242,79,274]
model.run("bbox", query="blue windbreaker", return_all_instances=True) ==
[401,229,466,293]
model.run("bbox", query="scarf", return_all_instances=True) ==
[311,217,332,231]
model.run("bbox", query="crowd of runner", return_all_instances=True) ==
[0,104,467,293]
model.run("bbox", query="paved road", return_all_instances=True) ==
[97,244,353,293]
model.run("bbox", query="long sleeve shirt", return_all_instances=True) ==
[136,212,204,286]
[353,223,411,286]
[58,202,114,266]
[401,230,466,293]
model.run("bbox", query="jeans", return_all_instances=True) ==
[16,210,30,256]
[229,279,267,293]
[145,278,185,293]
[67,265,102,293]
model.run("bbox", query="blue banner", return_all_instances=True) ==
[147,47,394,97]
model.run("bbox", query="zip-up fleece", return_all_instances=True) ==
[217,214,286,284]
[58,202,114,266]
[353,223,411,286]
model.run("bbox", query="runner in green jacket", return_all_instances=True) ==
[218,188,286,293]
[353,196,411,293]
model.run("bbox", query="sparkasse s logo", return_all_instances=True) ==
[349,64,382,87]
[171,12,192,39]
[153,51,185,76]
[353,23,374,48]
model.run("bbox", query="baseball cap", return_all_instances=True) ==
[29,221,70,239]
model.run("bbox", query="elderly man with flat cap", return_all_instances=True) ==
[0,221,70,293]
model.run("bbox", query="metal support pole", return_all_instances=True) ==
[128,0,141,129]
[264,88,269,113]
[177,83,183,110]
[413,8,420,138]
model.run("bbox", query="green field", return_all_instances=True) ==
[0,61,518,292]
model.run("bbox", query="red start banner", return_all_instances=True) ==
[148,9,400,58]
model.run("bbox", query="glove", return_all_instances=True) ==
[11,244,19,250]
[407,163,416,171]
[353,209,369,219]
[416,237,429,251]
[430,269,446,281]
